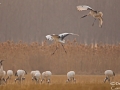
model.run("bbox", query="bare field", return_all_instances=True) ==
[0,75,116,90]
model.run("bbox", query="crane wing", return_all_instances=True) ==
[59,33,79,40]
[77,5,93,11]
[46,35,54,41]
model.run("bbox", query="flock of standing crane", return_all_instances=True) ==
[0,60,76,84]
[0,60,115,84]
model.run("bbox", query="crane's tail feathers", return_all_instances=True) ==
[24,70,27,74]
[15,72,17,76]
[99,12,103,17]
[113,72,115,76]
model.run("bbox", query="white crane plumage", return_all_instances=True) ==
[6,70,14,83]
[66,71,76,83]
[15,69,27,83]
[0,60,6,84]
[104,70,115,83]
[77,5,93,11]
[41,71,52,84]
[30,70,41,83]
[77,5,103,27]
[46,33,79,55]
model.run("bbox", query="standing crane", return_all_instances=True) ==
[0,60,5,85]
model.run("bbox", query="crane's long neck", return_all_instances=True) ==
[0,62,3,71]
[0,65,3,71]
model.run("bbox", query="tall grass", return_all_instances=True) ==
[0,40,120,74]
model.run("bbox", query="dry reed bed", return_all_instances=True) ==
[0,41,120,74]
[0,75,114,90]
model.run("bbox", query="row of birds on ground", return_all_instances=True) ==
[0,60,115,85]
[45,5,103,55]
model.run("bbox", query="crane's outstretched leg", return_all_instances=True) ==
[92,18,96,26]
[81,15,87,18]
[51,46,58,55]
[61,44,67,54]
